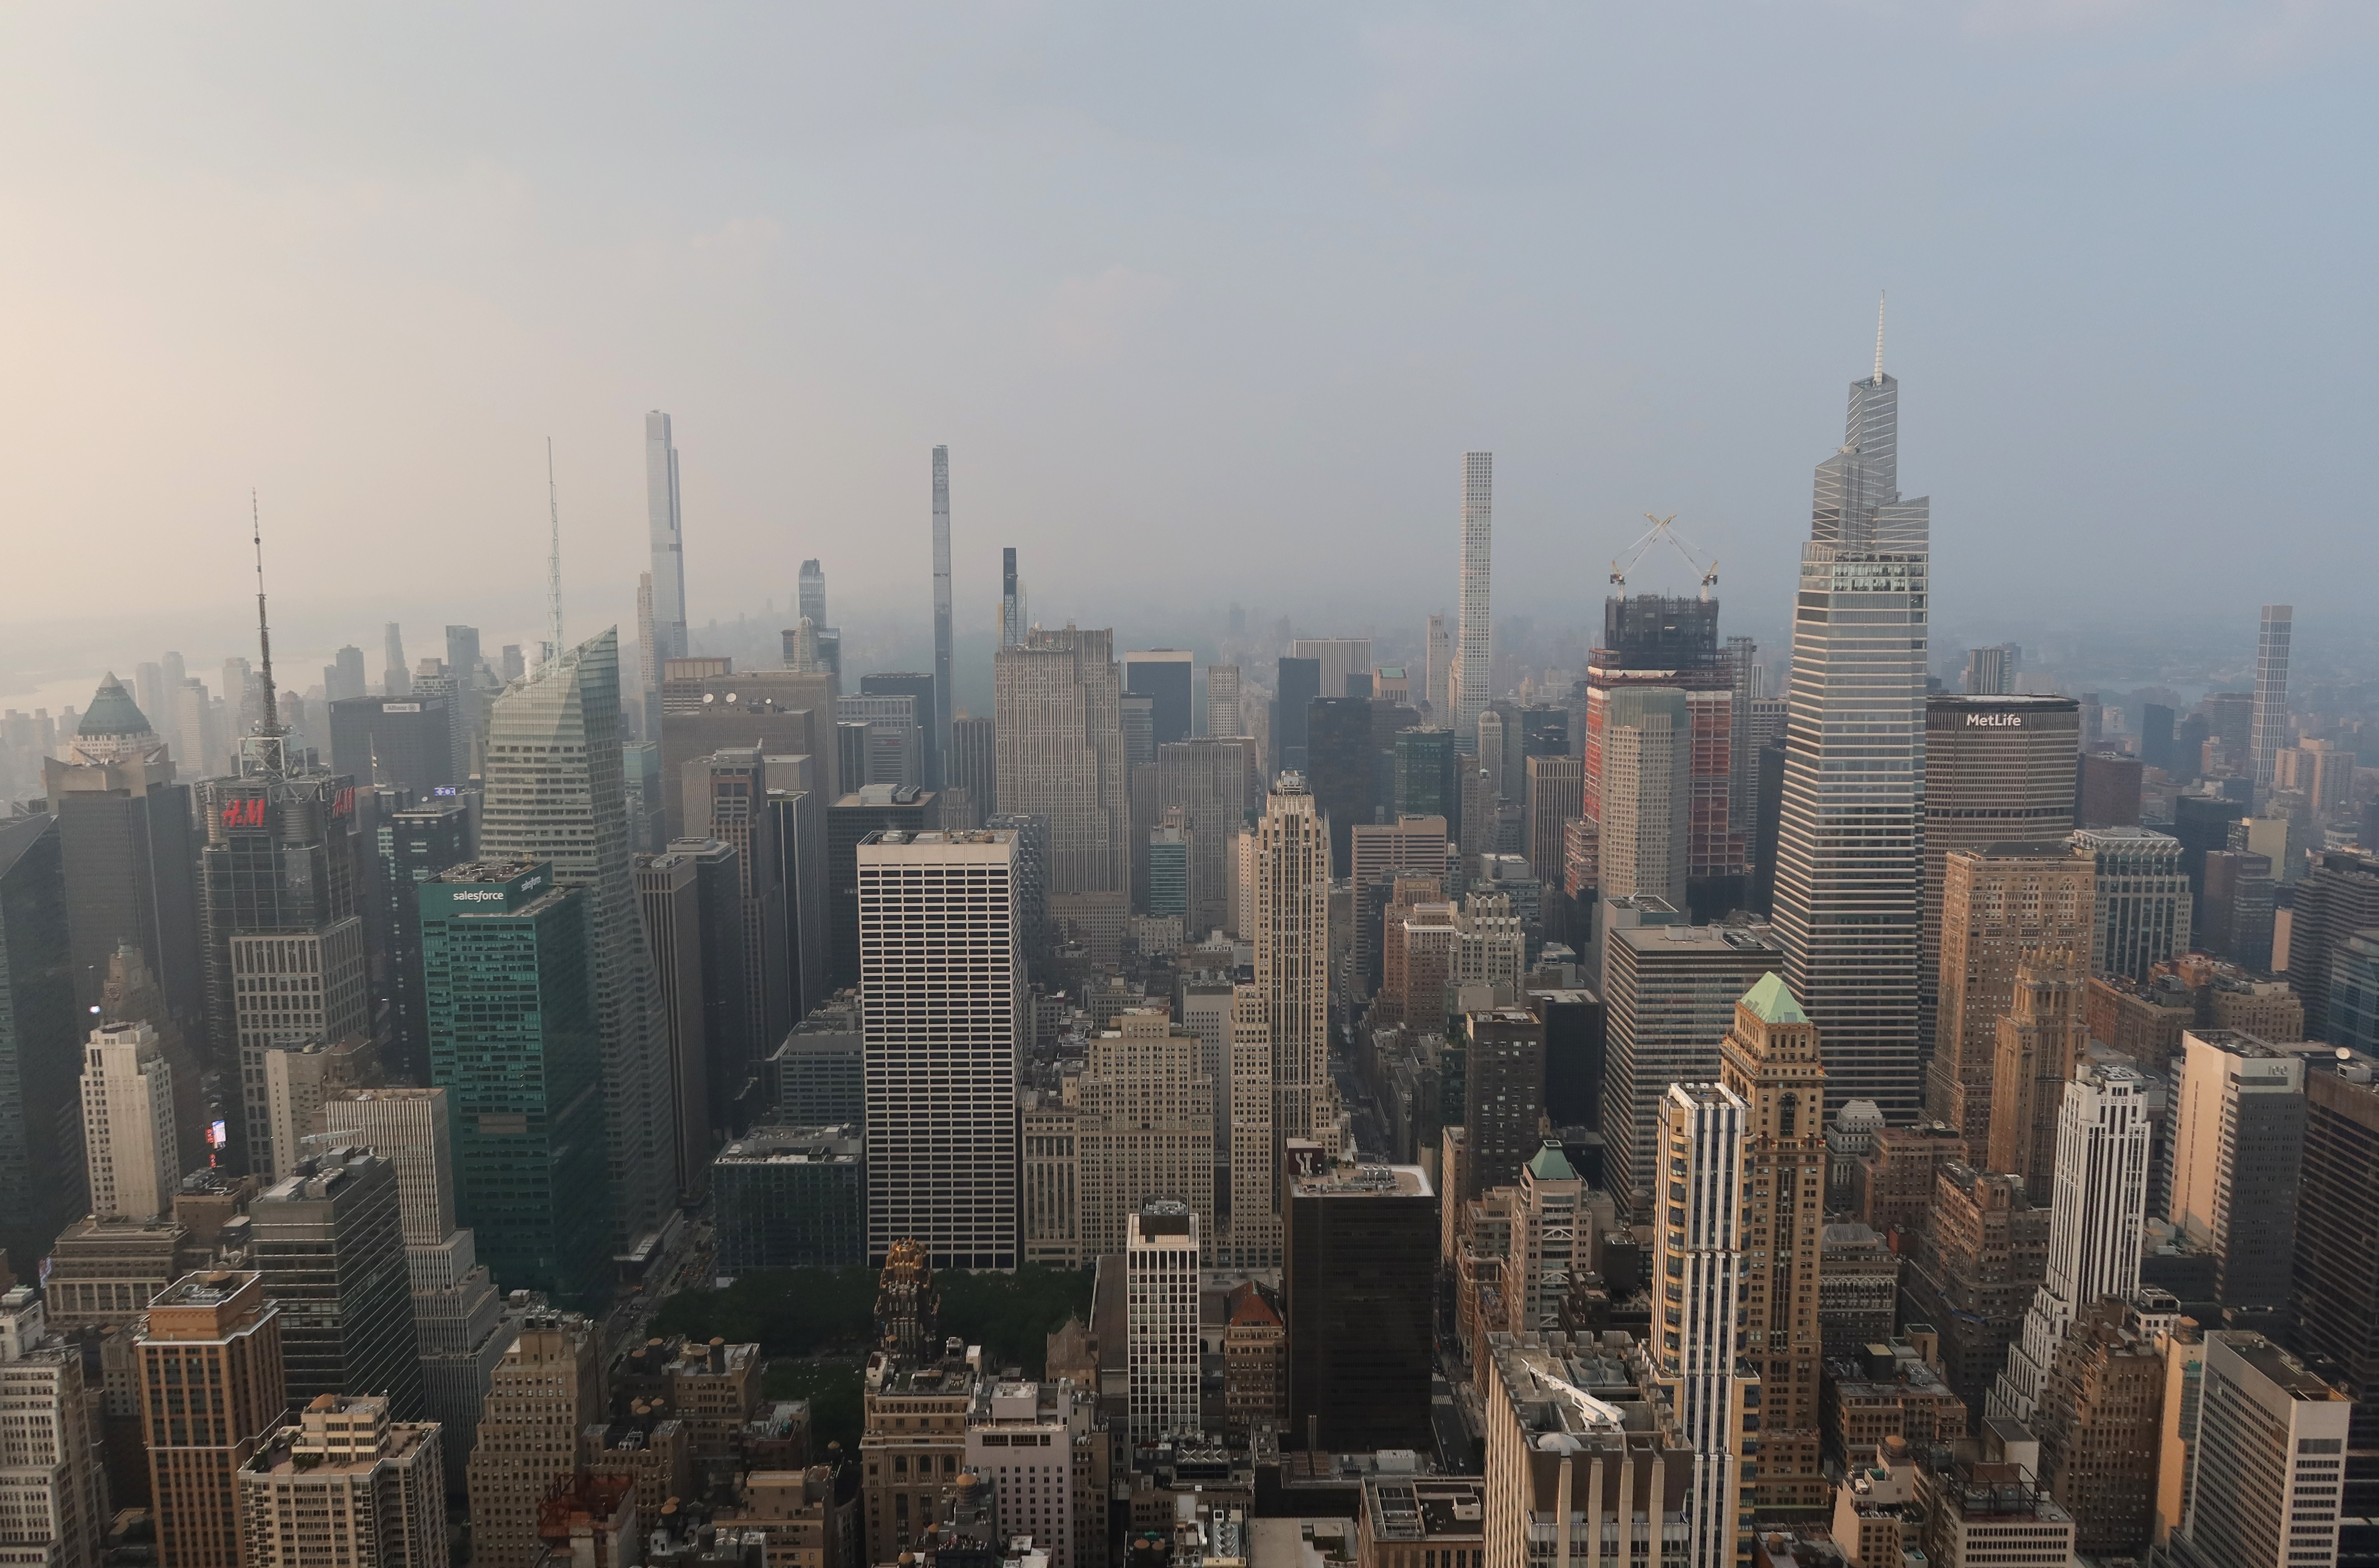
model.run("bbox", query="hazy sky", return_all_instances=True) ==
[4,3,2373,699]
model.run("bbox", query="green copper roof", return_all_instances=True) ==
[78,672,153,737]
[1741,972,1809,1025]
[1525,1139,1576,1182]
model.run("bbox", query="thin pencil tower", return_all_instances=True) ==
[931,446,953,788]
[547,437,565,659]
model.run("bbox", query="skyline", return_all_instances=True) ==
[2,4,2373,690]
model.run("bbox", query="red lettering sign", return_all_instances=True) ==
[220,797,267,828]
[332,786,356,818]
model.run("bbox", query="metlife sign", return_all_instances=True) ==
[1966,712,2025,728]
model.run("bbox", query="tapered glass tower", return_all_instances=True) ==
[1772,310,1930,1119]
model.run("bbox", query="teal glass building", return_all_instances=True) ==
[420,859,611,1307]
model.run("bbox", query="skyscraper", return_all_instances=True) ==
[2288,850,2379,1044]
[2166,1030,2305,1319]
[2071,827,2193,981]
[41,674,202,1026]
[949,713,995,819]
[466,1310,605,1568]
[419,860,612,1307]
[80,1019,178,1222]
[328,691,456,796]
[860,673,938,789]
[1252,782,1331,1177]
[1653,1081,1753,1568]
[139,1271,288,1568]
[1126,1202,1201,1442]
[1596,686,1691,911]
[860,829,1020,1269]
[1000,547,1026,647]
[799,558,826,629]
[1283,1161,1436,1454]
[1985,949,2091,1197]
[993,627,1127,898]
[374,799,471,1085]
[2165,1332,2350,1568]
[476,629,675,1253]
[1927,842,2095,1149]
[0,813,86,1269]
[2248,603,2292,800]
[1773,317,1930,1120]
[1205,665,1242,739]
[1989,1058,2153,1424]
[646,411,688,666]
[1718,973,1828,1510]
[0,1286,106,1568]
[236,1395,446,1568]
[932,445,953,786]
[1153,737,1259,937]
[634,845,725,1201]
[1581,597,1741,910]
[1304,696,1377,874]
[684,746,789,1083]
[1125,650,1195,748]
[1452,452,1492,754]
[383,624,410,697]
[250,1147,425,1418]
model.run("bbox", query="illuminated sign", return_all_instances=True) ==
[1965,713,2024,728]
[208,1120,228,1147]
[433,786,458,797]
[331,786,357,817]
[382,701,423,713]
[450,889,509,902]
[220,797,267,827]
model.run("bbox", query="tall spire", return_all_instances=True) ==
[546,437,565,661]
[251,491,281,746]
[1873,290,1887,384]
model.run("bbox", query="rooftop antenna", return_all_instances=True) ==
[250,490,286,778]
[545,437,564,663]
[1873,290,1887,384]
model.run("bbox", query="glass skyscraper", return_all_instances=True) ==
[476,628,675,1255]
[1772,323,1930,1120]
[419,859,610,1306]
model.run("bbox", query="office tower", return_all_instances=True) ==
[320,1087,504,1491]
[1126,1202,1201,1441]
[1419,614,1448,723]
[2202,848,2280,969]
[1154,738,1258,936]
[2162,1332,2350,1568]
[1461,1009,1547,1200]
[0,1286,106,1567]
[0,815,85,1267]
[2168,1031,2305,1319]
[646,411,688,665]
[2079,751,2143,828]
[139,1271,288,1568]
[1581,596,1742,910]
[1125,650,1195,748]
[1900,1163,2051,1414]
[1927,842,2094,1146]
[375,800,470,1084]
[1599,909,1780,1208]
[1651,1081,1753,1568]
[2291,850,2379,1042]
[930,447,955,785]
[1716,974,1828,1509]
[837,692,923,787]
[328,692,456,795]
[1922,694,2080,1043]
[1596,686,1691,911]
[828,785,940,988]
[1451,453,1493,753]
[1253,783,1331,1153]
[1273,657,1320,773]
[860,672,938,785]
[1205,665,1242,739]
[1524,754,1582,885]
[477,629,674,1253]
[634,845,726,1200]
[1773,327,1930,1120]
[798,557,825,628]
[236,1394,446,1567]
[994,627,1127,897]
[1120,692,1154,785]
[43,675,203,1025]
[250,1147,424,1416]
[2071,827,2193,980]
[1304,696,1377,873]
[383,624,410,696]
[445,623,482,689]
[999,546,1027,646]
[1962,644,2015,695]
[1063,1008,1216,1255]
[419,861,611,1305]
[1284,1161,1435,1452]
[2021,1296,2167,1558]
[1990,1059,2153,1424]
[1986,949,2091,1197]
[2248,604,2293,799]
[2171,793,2246,897]
[1476,706,1509,804]
[860,828,1020,1268]
[948,713,995,819]
[467,1310,605,1568]
[684,748,788,1083]
[713,1124,862,1271]
[81,1018,177,1220]
[196,766,370,1180]
[1147,823,1188,916]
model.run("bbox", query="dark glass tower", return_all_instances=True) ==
[249,1147,425,1418]
[1772,317,1931,1119]
[0,814,85,1272]
[374,801,471,1084]
[1274,657,1320,774]
[1303,696,1378,875]
[1393,727,1461,849]
[419,859,611,1305]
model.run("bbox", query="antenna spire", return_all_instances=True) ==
[546,437,564,662]
[252,490,281,744]
[1873,290,1887,383]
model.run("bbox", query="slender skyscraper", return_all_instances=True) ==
[2248,603,2291,800]
[1653,1081,1753,1568]
[798,558,826,628]
[1452,454,1492,754]
[932,447,953,788]
[1000,547,1026,646]
[476,629,676,1253]
[1773,304,1930,1119]
[645,411,688,665]
[382,623,410,697]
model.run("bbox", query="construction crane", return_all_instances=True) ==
[1608,512,1719,599]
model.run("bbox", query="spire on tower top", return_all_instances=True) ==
[1873,290,1887,383]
